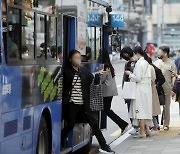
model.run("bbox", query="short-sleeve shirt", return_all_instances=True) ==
[154,59,177,93]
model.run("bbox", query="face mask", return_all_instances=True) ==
[158,55,163,59]
[72,60,81,67]
[22,53,29,59]
[133,55,138,61]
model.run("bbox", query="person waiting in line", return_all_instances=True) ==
[173,56,180,103]
[120,46,139,135]
[61,50,114,153]
[100,49,130,135]
[154,46,177,130]
[147,57,163,135]
[125,46,152,138]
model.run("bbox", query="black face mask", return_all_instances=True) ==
[158,55,164,59]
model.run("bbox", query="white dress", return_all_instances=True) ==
[129,57,152,120]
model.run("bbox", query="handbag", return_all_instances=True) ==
[158,91,165,105]
[173,79,180,94]
[121,82,136,99]
[89,78,104,111]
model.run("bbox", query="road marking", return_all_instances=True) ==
[109,128,133,149]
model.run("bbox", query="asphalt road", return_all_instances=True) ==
[90,59,131,154]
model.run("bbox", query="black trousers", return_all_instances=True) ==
[103,96,128,130]
[61,103,107,148]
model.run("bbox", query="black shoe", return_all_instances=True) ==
[99,145,115,154]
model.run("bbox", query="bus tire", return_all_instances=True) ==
[36,116,49,154]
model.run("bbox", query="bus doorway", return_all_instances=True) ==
[61,15,92,154]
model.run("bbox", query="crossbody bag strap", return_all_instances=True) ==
[69,72,79,95]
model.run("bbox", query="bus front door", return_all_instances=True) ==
[62,15,76,62]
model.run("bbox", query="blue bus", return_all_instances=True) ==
[1,0,63,153]
[0,0,112,153]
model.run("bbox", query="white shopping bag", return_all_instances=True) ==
[121,82,136,99]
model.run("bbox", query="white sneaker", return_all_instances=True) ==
[163,126,169,131]
[151,129,159,136]
[129,128,139,135]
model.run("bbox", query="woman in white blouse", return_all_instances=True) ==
[125,46,152,138]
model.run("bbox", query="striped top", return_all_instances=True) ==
[70,73,84,105]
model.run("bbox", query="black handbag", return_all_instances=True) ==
[158,90,165,106]
[173,79,180,94]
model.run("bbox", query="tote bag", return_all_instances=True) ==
[90,78,104,111]
[121,82,136,99]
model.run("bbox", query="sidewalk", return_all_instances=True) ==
[100,100,180,154]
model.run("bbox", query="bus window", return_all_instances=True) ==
[36,14,45,59]
[7,7,20,59]
[21,10,35,60]
[47,16,57,59]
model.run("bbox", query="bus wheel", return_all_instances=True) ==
[36,116,49,154]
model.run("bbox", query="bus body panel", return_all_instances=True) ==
[1,66,22,113]
[32,102,61,154]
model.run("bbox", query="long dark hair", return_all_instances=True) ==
[66,49,81,66]
[159,46,170,57]
[100,48,115,78]
[133,46,149,63]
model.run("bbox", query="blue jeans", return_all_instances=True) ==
[153,116,159,129]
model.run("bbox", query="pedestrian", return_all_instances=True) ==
[120,46,139,135]
[101,49,130,135]
[154,46,177,130]
[173,56,180,103]
[61,50,114,153]
[147,57,164,134]
[125,46,152,138]
[121,46,136,111]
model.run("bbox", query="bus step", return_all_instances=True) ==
[60,147,72,154]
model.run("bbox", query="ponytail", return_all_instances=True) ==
[143,47,150,63]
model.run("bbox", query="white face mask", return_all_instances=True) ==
[133,55,138,61]
[72,60,81,67]
[22,53,29,59]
